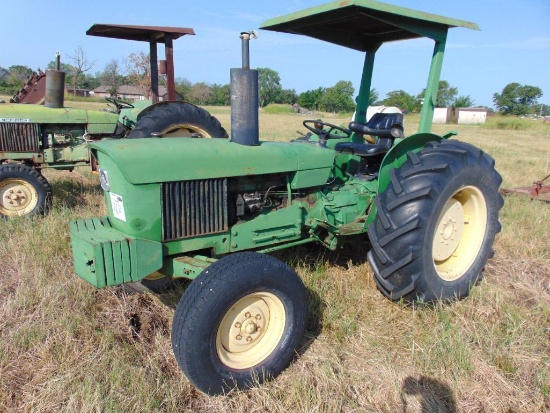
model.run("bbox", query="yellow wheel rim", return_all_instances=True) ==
[161,123,212,138]
[0,178,39,217]
[432,185,487,281]
[216,292,285,370]
[144,271,166,281]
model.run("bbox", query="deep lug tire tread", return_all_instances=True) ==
[128,102,228,139]
[368,140,503,303]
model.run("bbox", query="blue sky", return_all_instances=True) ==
[1,0,549,108]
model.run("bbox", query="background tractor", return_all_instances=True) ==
[0,25,227,218]
[69,0,503,395]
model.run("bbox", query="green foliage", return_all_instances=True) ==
[383,89,420,112]
[453,95,475,108]
[207,83,231,106]
[5,65,33,89]
[298,87,325,110]
[319,80,355,113]
[493,82,543,115]
[417,80,459,108]
[258,67,283,107]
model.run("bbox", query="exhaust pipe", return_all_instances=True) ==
[45,52,65,109]
[230,31,259,146]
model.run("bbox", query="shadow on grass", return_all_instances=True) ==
[401,376,457,413]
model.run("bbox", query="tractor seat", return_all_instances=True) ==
[334,112,404,158]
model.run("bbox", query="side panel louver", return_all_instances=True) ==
[162,179,228,242]
[0,123,40,152]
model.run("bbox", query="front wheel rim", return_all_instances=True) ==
[432,185,488,281]
[216,292,285,370]
[0,178,39,216]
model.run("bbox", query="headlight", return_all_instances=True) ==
[99,168,110,191]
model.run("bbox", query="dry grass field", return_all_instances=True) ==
[0,100,549,412]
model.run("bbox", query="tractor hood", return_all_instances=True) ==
[0,104,119,134]
[91,138,336,189]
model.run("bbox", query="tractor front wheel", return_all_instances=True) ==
[0,164,52,219]
[367,140,503,303]
[171,252,308,395]
[128,102,228,139]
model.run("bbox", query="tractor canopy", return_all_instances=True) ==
[260,0,479,134]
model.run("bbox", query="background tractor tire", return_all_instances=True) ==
[128,102,228,139]
[367,140,503,304]
[0,164,52,219]
[171,252,308,395]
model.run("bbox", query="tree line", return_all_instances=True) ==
[0,49,546,115]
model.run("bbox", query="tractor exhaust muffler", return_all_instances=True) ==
[45,52,65,109]
[230,31,259,146]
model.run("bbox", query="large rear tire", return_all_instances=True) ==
[128,102,228,139]
[367,140,503,303]
[0,164,52,218]
[171,252,308,395]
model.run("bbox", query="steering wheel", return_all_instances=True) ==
[105,97,134,112]
[303,120,351,140]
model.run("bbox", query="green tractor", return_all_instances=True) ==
[70,1,503,395]
[0,25,227,218]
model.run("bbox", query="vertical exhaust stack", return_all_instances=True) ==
[45,52,65,108]
[230,31,259,146]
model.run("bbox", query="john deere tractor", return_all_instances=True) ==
[69,1,503,395]
[0,25,227,218]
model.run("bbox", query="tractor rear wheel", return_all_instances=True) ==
[171,252,308,395]
[367,140,503,303]
[0,164,52,218]
[128,102,228,139]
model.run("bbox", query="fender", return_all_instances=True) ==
[366,132,451,224]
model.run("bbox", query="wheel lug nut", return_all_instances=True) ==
[234,322,241,329]
[236,335,242,340]
[255,314,261,320]
[245,312,251,318]
[246,337,253,342]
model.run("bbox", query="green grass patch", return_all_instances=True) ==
[262,104,295,114]
[482,115,539,131]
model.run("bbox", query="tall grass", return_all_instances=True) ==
[0,111,549,412]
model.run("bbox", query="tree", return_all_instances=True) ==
[382,90,419,112]
[452,95,475,108]
[319,80,355,113]
[276,88,298,105]
[6,65,33,89]
[493,82,543,115]
[207,83,231,106]
[126,51,151,98]
[298,87,325,110]
[368,88,379,106]
[189,82,213,105]
[418,80,458,107]
[175,77,193,101]
[66,46,94,93]
[100,59,123,95]
[257,67,282,107]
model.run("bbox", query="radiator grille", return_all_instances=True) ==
[162,179,228,242]
[0,123,40,152]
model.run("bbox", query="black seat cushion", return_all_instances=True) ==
[334,137,392,157]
